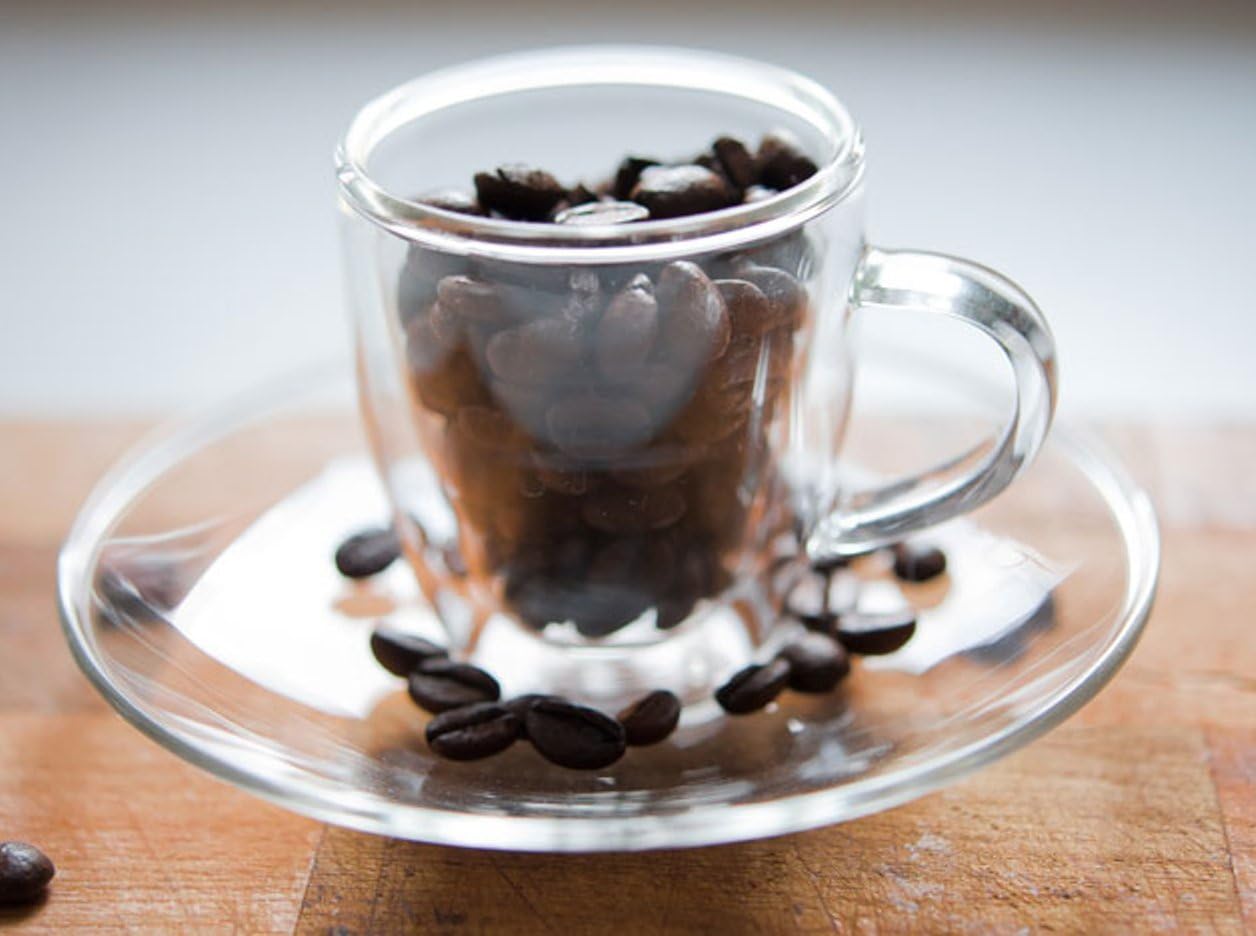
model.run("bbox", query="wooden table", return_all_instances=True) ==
[1,421,1252,934]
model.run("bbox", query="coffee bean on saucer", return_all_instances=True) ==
[596,274,658,380]
[629,165,739,219]
[656,260,731,365]
[334,527,400,579]
[473,164,566,221]
[555,200,651,226]
[525,698,627,770]
[712,136,758,190]
[778,633,850,693]
[369,625,447,677]
[617,689,681,746]
[425,702,521,761]
[0,841,54,904]
[756,129,819,190]
[416,188,485,216]
[612,156,660,200]
[407,659,501,713]
[892,543,948,582]
[715,658,791,714]
[834,609,918,656]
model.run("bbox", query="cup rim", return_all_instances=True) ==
[335,45,865,263]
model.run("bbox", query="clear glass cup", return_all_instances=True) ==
[336,46,1056,691]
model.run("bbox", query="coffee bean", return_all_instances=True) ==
[369,625,447,677]
[834,610,917,655]
[618,689,681,746]
[436,275,508,326]
[756,130,819,190]
[417,188,485,216]
[892,543,948,582]
[525,698,627,769]
[413,350,490,416]
[546,395,654,458]
[715,658,791,714]
[715,278,777,339]
[502,693,563,725]
[630,165,739,219]
[778,633,850,693]
[596,274,659,381]
[335,527,400,579]
[567,182,599,206]
[425,702,521,760]
[734,263,805,330]
[407,658,501,713]
[486,317,583,386]
[582,484,687,534]
[656,261,731,365]
[612,156,660,200]
[0,842,54,904]
[474,164,566,221]
[712,136,758,189]
[555,200,650,226]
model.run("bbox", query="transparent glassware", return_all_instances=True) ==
[337,47,1056,674]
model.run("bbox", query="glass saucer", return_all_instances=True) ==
[58,357,1157,852]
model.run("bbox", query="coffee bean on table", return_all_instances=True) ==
[892,542,948,582]
[756,129,819,190]
[612,156,660,200]
[369,625,447,677]
[425,702,521,761]
[618,689,681,746]
[656,260,732,365]
[712,136,758,190]
[525,698,628,769]
[473,164,566,221]
[834,609,918,656]
[416,189,485,216]
[596,274,659,380]
[0,841,54,904]
[629,165,739,219]
[778,633,851,693]
[715,658,791,714]
[335,527,400,579]
[407,658,501,713]
[555,200,651,226]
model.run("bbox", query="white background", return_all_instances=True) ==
[2,0,1254,421]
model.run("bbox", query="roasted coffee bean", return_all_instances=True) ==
[618,689,681,746]
[502,693,563,723]
[756,129,819,190]
[735,263,805,330]
[0,841,54,904]
[436,275,508,326]
[834,609,918,655]
[473,164,566,221]
[369,625,447,677]
[596,274,659,380]
[486,317,583,386]
[425,702,521,760]
[778,633,850,693]
[575,586,654,638]
[567,182,599,206]
[742,184,777,203]
[335,527,400,579]
[892,542,948,582]
[655,592,696,630]
[629,165,739,219]
[712,136,758,189]
[413,350,490,416]
[417,188,485,216]
[525,698,627,769]
[612,156,660,200]
[546,395,654,458]
[715,658,791,714]
[555,200,650,226]
[407,658,501,713]
[582,484,687,534]
[715,279,775,339]
[656,261,731,365]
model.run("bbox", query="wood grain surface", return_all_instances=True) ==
[0,420,1252,934]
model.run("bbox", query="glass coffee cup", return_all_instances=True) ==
[337,47,1056,700]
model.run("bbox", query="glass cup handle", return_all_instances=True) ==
[807,246,1059,560]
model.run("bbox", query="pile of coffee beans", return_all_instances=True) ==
[393,132,819,638]
[0,841,54,905]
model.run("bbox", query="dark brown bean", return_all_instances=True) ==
[581,484,687,534]
[596,274,658,381]
[712,136,758,189]
[413,350,490,416]
[0,841,55,904]
[555,200,650,225]
[715,279,777,339]
[734,263,806,330]
[525,698,627,769]
[502,693,564,726]
[656,261,731,365]
[416,189,485,216]
[369,625,447,677]
[334,527,400,579]
[612,156,660,200]
[407,658,501,713]
[486,317,583,386]
[474,164,566,221]
[546,395,654,458]
[892,543,948,582]
[834,610,918,655]
[566,182,599,206]
[425,702,521,760]
[629,165,739,219]
[756,129,819,190]
[618,689,681,746]
[778,633,851,693]
[715,658,791,714]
